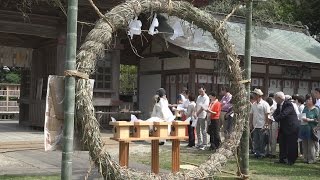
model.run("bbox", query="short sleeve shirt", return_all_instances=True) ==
[250,99,270,128]
[196,94,210,119]
[209,101,221,120]
[316,99,320,109]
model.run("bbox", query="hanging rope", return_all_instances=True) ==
[64,70,89,79]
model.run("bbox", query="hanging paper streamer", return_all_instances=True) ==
[193,29,203,44]
[148,13,159,35]
[130,114,139,122]
[111,117,117,122]
[170,21,184,40]
[128,17,142,39]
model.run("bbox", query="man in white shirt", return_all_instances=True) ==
[196,87,210,149]
[313,88,320,157]
[266,95,278,158]
[175,88,189,120]
[314,88,320,108]
[177,87,188,104]
[250,88,271,158]
[285,95,300,118]
[268,93,277,112]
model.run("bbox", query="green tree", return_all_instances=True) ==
[293,0,320,36]
[120,65,137,94]
[5,72,21,83]
[205,0,320,36]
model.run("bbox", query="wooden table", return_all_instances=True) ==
[111,136,188,174]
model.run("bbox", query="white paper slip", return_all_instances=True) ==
[146,117,162,122]
[111,117,117,122]
[191,118,198,127]
[185,117,191,122]
[130,114,138,122]
[299,113,306,120]
[176,106,185,111]
[168,115,176,122]
[299,113,308,125]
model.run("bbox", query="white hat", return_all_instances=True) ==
[285,95,292,101]
[252,88,263,96]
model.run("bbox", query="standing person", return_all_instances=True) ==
[313,88,320,157]
[150,88,174,145]
[175,89,189,120]
[265,97,278,158]
[196,86,210,149]
[299,94,319,164]
[224,98,234,139]
[205,92,221,150]
[314,88,320,108]
[185,93,196,147]
[295,95,305,113]
[220,86,232,137]
[269,93,277,105]
[249,93,256,154]
[268,93,278,118]
[286,95,300,118]
[177,87,189,104]
[250,88,270,158]
[294,95,305,156]
[273,91,299,165]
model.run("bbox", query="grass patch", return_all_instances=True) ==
[131,145,320,180]
[0,175,60,180]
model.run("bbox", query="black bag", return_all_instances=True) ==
[311,128,319,141]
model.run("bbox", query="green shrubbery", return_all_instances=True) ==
[0,67,21,84]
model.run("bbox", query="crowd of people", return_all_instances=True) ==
[149,86,320,165]
[250,88,320,165]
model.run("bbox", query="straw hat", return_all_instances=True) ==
[252,88,263,96]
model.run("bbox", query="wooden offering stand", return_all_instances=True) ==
[110,120,189,174]
[133,121,151,138]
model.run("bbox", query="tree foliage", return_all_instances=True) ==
[0,68,21,84]
[294,0,320,36]
[119,65,137,94]
[5,72,21,84]
[205,0,320,36]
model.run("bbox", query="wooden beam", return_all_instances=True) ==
[0,10,60,26]
[78,0,121,10]
[0,20,57,38]
[190,51,218,60]
[166,42,189,58]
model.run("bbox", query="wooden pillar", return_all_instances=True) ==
[111,50,120,100]
[6,87,9,112]
[265,63,269,96]
[161,59,165,88]
[119,141,129,167]
[189,55,196,95]
[171,139,180,173]
[137,60,140,110]
[56,33,66,76]
[151,140,160,174]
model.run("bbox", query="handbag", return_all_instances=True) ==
[311,128,319,141]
